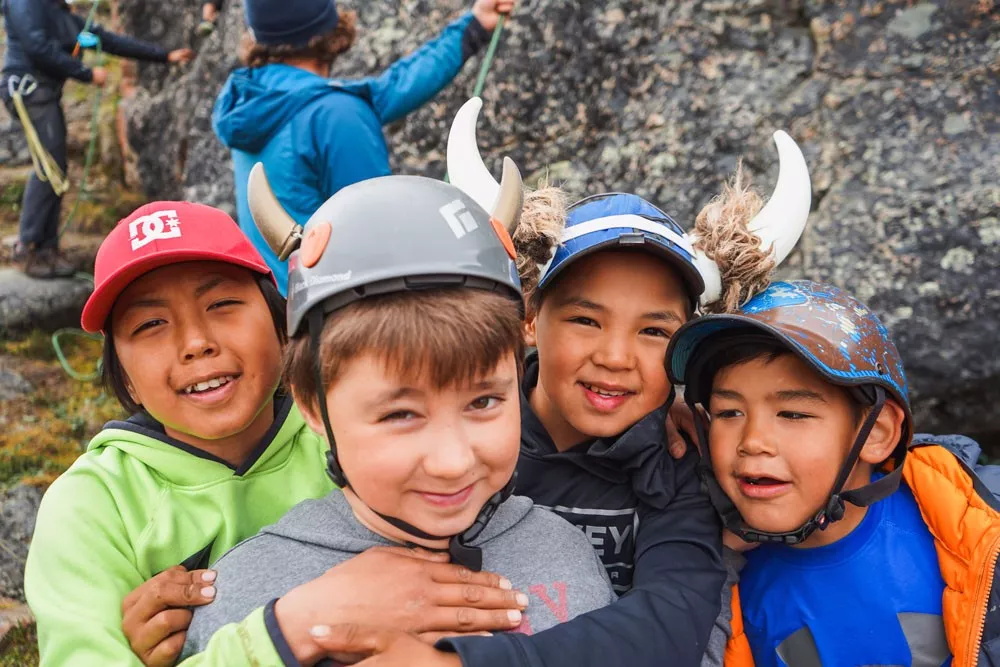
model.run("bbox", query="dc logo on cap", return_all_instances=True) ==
[130,210,181,250]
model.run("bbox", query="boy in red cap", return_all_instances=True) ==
[24,202,524,665]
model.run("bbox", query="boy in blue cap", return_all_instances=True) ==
[213,0,515,295]
[665,280,1000,666]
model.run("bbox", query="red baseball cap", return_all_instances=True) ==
[81,201,273,333]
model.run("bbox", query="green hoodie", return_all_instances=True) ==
[24,394,336,665]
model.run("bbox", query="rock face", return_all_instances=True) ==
[0,484,42,601]
[117,0,999,442]
[0,268,93,338]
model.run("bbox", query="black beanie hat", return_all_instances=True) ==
[245,0,339,47]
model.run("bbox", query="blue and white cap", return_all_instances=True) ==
[536,192,705,304]
[447,97,813,310]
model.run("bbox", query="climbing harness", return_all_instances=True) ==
[8,75,71,196]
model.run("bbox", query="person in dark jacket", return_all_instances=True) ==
[1,0,193,279]
[213,0,514,295]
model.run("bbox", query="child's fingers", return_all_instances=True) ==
[430,583,528,611]
[417,631,492,644]
[126,608,193,660]
[417,606,523,633]
[425,562,512,590]
[139,628,188,667]
[123,568,216,614]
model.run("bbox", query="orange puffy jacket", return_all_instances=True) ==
[724,435,1000,667]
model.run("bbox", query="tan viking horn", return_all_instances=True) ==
[247,162,303,261]
[692,130,812,306]
[493,157,523,234]
[447,96,501,213]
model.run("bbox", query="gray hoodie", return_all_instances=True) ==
[184,490,616,658]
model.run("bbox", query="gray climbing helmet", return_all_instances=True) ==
[247,158,525,333]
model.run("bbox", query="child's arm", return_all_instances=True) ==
[25,472,149,666]
[439,450,727,667]
[360,13,492,126]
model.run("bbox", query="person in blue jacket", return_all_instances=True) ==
[213,0,516,295]
[0,0,193,279]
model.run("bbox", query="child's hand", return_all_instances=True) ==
[723,530,760,553]
[274,546,527,664]
[202,2,219,22]
[308,623,463,666]
[472,0,517,31]
[121,565,217,666]
[666,400,702,459]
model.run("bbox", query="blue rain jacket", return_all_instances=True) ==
[213,12,488,294]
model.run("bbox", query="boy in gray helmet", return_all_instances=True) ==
[182,162,615,664]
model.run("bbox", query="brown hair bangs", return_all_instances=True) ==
[240,9,358,68]
[284,288,524,412]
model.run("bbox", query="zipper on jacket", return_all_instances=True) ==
[967,531,1000,664]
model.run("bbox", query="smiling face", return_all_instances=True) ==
[526,250,689,450]
[310,351,522,544]
[109,261,283,461]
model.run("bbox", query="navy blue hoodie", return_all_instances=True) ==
[2,0,168,87]
[441,354,726,666]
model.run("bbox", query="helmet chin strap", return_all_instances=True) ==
[309,309,515,571]
[690,386,904,545]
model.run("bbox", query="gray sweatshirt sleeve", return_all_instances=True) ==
[182,532,328,659]
[700,547,747,667]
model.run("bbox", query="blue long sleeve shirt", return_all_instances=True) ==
[213,12,490,295]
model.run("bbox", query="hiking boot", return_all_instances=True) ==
[21,248,76,279]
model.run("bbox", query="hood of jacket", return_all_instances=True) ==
[519,351,681,510]
[87,393,306,486]
[212,65,336,153]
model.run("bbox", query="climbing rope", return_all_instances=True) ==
[62,0,107,236]
[52,328,104,382]
[445,13,507,183]
[472,13,506,99]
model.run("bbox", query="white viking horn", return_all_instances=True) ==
[447,97,501,214]
[248,162,303,261]
[692,130,811,306]
[747,130,811,266]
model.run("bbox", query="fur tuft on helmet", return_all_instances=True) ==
[692,163,776,315]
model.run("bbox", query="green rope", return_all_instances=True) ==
[61,26,105,237]
[52,328,104,382]
[445,14,507,183]
[473,14,506,98]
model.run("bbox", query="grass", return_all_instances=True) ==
[0,330,123,490]
[0,623,37,667]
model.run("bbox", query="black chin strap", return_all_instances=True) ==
[691,386,904,545]
[309,308,514,570]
